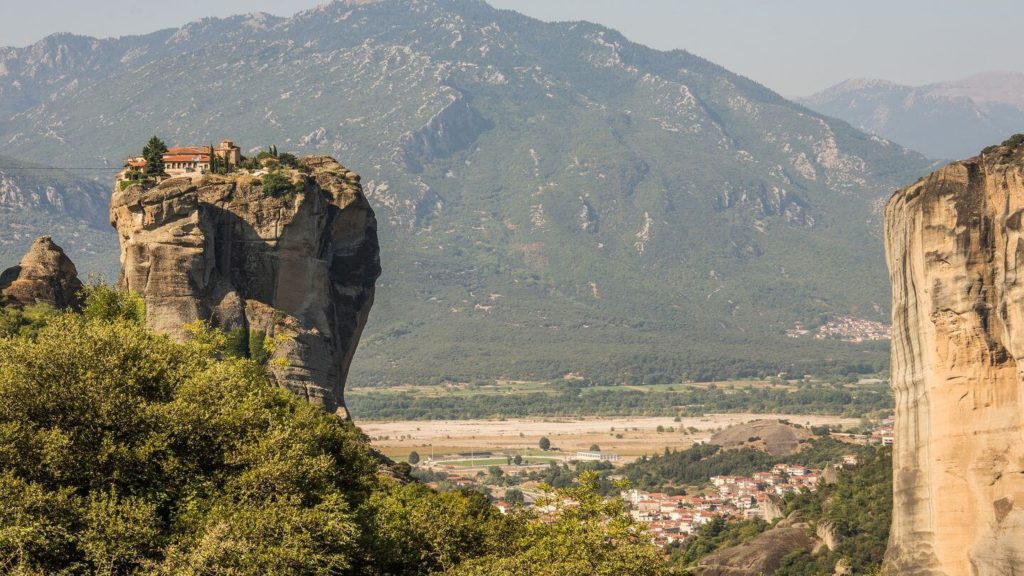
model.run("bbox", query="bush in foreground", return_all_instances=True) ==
[0,291,667,575]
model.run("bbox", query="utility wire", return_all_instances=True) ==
[0,166,122,171]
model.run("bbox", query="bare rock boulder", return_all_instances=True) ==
[0,236,83,309]
[110,157,380,417]
[883,139,1024,575]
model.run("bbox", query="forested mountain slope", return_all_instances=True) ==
[0,0,934,384]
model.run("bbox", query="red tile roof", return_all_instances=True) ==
[163,154,211,163]
[166,146,210,155]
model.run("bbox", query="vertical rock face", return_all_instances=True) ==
[884,141,1024,575]
[110,157,380,416]
[0,236,83,309]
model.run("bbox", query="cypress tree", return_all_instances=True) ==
[142,136,167,176]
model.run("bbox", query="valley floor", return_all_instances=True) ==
[357,413,861,461]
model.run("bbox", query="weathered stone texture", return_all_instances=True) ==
[110,157,380,416]
[883,144,1024,575]
[696,514,816,576]
[0,235,82,309]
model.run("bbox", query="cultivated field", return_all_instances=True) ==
[357,413,861,461]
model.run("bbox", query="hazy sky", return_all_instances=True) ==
[1,0,1021,96]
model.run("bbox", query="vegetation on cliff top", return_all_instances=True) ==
[0,289,668,576]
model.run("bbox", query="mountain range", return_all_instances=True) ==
[0,154,113,274]
[0,0,936,387]
[800,71,1024,159]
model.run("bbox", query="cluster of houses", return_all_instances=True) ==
[786,316,892,342]
[831,418,894,447]
[124,139,242,178]
[621,461,840,547]
[415,444,879,550]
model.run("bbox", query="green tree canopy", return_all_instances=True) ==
[447,472,667,576]
[141,136,167,176]
[0,290,669,575]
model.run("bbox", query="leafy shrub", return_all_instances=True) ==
[0,301,60,339]
[1002,133,1024,148]
[0,310,378,574]
[449,471,667,576]
[278,152,300,168]
[257,170,303,198]
[80,281,145,325]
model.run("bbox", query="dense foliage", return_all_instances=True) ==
[448,472,666,576]
[666,517,770,569]
[257,170,304,198]
[621,438,879,489]
[774,449,892,575]
[347,381,892,420]
[0,292,668,575]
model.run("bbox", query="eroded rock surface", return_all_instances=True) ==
[0,236,83,309]
[709,419,811,457]
[883,141,1024,575]
[110,157,380,416]
[696,514,816,576]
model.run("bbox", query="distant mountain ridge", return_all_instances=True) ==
[800,72,1024,159]
[0,0,934,386]
[0,155,113,275]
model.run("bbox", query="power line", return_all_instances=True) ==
[0,166,122,171]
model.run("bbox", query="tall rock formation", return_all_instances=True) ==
[110,157,380,417]
[0,236,83,309]
[884,138,1024,575]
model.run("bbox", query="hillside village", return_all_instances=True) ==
[410,419,894,550]
[422,454,854,549]
[622,461,825,547]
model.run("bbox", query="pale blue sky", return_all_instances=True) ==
[0,0,1020,96]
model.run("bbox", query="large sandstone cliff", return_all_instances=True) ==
[110,157,380,417]
[884,141,1024,575]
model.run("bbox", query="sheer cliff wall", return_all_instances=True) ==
[110,156,380,416]
[884,144,1024,575]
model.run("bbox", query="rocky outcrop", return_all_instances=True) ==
[110,157,380,417]
[760,494,785,523]
[883,139,1024,575]
[696,514,816,576]
[0,236,83,309]
[709,419,811,456]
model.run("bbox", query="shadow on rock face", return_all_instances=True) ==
[109,157,380,417]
